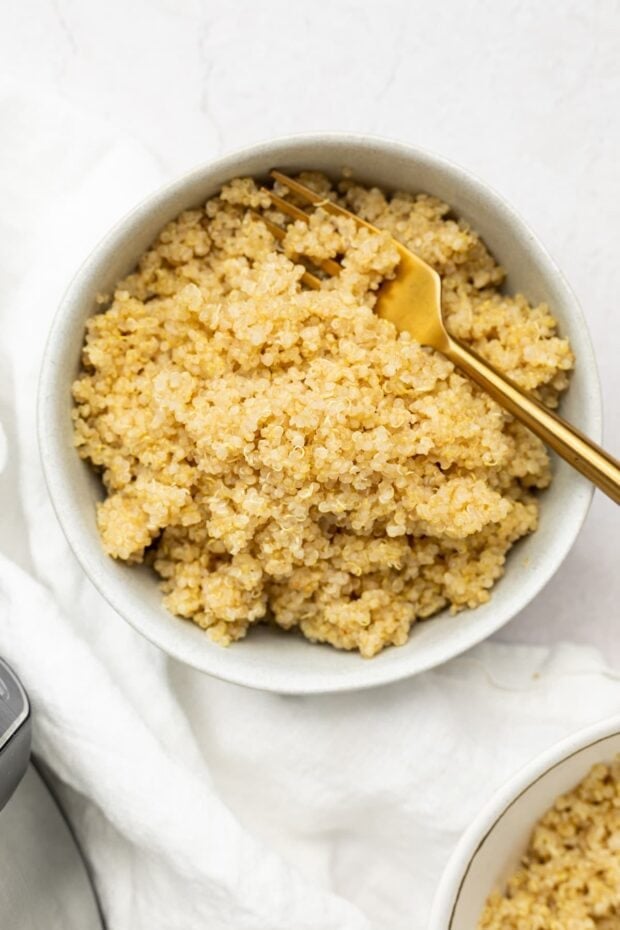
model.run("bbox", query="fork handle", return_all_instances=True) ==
[444,336,620,504]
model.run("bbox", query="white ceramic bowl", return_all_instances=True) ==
[38,133,601,694]
[429,715,620,928]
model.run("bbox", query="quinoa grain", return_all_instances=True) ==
[479,759,620,929]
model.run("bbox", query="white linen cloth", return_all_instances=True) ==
[1,80,619,930]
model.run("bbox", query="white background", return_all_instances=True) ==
[0,3,619,928]
[3,0,616,653]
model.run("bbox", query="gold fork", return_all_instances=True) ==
[258,170,620,504]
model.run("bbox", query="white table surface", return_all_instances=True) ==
[2,0,617,649]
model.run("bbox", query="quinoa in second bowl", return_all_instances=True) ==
[71,173,573,657]
[479,757,620,929]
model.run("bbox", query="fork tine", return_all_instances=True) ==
[251,209,285,242]
[257,193,342,278]
[262,189,310,224]
[298,269,322,290]
[270,171,355,219]
[271,170,384,238]
[249,210,321,289]
[271,171,329,207]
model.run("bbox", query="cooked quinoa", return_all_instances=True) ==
[479,758,620,930]
[72,173,573,657]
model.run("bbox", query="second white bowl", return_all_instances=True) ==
[38,134,600,693]
[429,715,620,929]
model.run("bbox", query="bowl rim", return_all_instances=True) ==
[429,713,620,929]
[37,131,601,693]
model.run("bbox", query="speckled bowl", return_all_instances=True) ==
[38,133,601,693]
[429,715,620,929]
